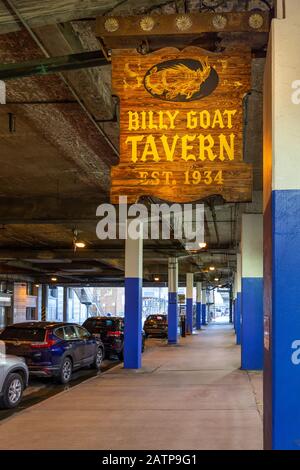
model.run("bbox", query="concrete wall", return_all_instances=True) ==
[13,283,37,323]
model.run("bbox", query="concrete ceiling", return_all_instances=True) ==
[0,0,269,286]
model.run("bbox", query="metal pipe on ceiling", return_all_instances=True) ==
[0,50,109,81]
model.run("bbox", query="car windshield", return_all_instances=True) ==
[0,327,45,342]
[84,319,118,330]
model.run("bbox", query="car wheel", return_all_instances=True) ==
[0,373,24,409]
[57,357,73,384]
[91,347,104,370]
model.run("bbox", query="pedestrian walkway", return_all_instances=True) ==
[0,324,263,450]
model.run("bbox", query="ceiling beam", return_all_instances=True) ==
[0,1,174,34]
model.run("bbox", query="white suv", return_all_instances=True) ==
[0,345,29,408]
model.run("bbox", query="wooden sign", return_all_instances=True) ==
[111,46,252,204]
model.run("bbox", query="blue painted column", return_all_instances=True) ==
[233,274,237,332]
[168,257,178,344]
[124,225,143,369]
[196,282,202,330]
[186,273,194,334]
[263,0,300,449]
[241,214,263,370]
[235,254,242,345]
[201,287,206,326]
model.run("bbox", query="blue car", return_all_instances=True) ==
[0,322,104,384]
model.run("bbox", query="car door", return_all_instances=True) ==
[62,325,84,368]
[75,326,96,365]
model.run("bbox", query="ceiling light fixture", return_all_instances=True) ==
[154,276,160,281]
[73,229,86,251]
[209,266,215,271]
[75,241,86,249]
[51,277,57,282]
[199,242,207,249]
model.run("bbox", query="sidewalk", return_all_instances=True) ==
[0,324,263,450]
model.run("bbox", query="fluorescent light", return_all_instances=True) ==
[75,241,86,248]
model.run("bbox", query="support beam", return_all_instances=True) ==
[241,214,263,370]
[124,223,143,369]
[229,284,233,324]
[0,1,173,34]
[41,284,48,321]
[263,0,300,449]
[235,254,242,345]
[167,257,178,345]
[201,287,207,326]
[186,273,193,335]
[196,282,202,330]
[63,287,69,322]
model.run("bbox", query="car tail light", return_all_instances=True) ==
[30,331,58,349]
[107,330,122,337]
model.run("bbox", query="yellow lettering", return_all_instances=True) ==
[199,111,210,129]
[212,110,225,129]
[186,111,197,130]
[166,111,179,129]
[224,110,237,129]
[182,135,196,161]
[141,111,146,130]
[162,171,172,185]
[128,111,140,131]
[219,133,235,161]
[126,135,144,163]
[141,135,160,162]
[158,111,168,130]
[151,171,160,185]
[198,135,217,161]
[160,135,179,161]
[148,111,158,130]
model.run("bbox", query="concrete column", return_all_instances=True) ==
[263,0,300,449]
[124,224,143,369]
[196,282,202,330]
[41,284,48,321]
[241,214,263,370]
[229,284,233,324]
[201,287,206,325]
[186,273,194,334]
[63,287,69,322]
[168,257,178,344]
[233,274,237,331]
[235,254,242,345]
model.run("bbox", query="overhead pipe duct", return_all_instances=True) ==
[0,50,109,81]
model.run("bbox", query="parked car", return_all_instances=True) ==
[82,316,145,360]
[144,314,168,338]
[0,350,29,409]
[0,322,104,384]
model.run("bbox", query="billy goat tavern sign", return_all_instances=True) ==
[110,46,252,204]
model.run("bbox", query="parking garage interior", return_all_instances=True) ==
[0,0,299,454]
